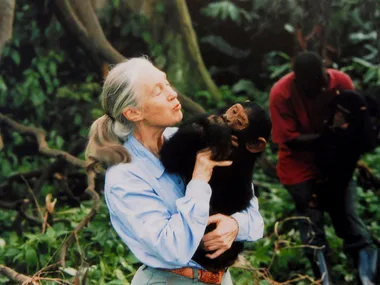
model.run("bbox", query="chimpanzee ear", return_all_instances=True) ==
[246,137,267,153]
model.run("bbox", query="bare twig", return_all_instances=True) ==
[19,200,43,226]
[0,199,28,209]
[60,171,99,267]
[21,176,45,221]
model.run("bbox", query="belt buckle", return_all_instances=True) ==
[197,269,224,284]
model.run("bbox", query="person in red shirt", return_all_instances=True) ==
[269,52,376,284]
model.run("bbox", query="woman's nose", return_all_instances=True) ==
[167,87,178,100]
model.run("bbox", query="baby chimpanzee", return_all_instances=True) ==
[160,101,272,271]
[315,90,375,191]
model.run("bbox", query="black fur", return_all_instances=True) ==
[315,90,375,190]
[363,87,380,146]
[160,102,271,271]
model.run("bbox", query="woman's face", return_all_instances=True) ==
[137,65,183,128]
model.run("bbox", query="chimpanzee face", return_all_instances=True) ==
[332,107,349,129]
[222,103,249,131]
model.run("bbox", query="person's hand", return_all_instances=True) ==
[192,149,232,183]
[201,214,239,259]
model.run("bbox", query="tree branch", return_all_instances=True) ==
[53,0,125,64]
[173,0,222,102]
[0,113,85,168]
[178,93,206,116]
[0,199,28,210]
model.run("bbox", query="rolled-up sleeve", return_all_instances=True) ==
[105,173,212,267]
[231,185,264,242]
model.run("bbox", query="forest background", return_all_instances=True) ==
[0,0,379,284]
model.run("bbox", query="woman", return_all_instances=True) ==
[85,57,264,284]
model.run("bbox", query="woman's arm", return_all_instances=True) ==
[231,185,264,242]
[105,173,212,267]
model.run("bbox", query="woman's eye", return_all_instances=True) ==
[154,88,162,96]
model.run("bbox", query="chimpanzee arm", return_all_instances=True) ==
[286,133,321,151]
[160,123,205,180]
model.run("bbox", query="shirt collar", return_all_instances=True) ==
[123,135,165,179]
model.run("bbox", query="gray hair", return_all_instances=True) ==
[85,57,154,171]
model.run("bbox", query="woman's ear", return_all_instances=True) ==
[123,107,143,122]
[246,137,267,153]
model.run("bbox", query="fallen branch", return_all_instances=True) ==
[60,171,99,267]
[0,264,37,284]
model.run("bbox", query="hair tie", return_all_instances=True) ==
[105,112,116,122]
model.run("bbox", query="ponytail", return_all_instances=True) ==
[85,115,132,172]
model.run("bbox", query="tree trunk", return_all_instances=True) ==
[173,0,222,102]
[0,0,15,62]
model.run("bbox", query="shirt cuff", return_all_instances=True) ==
[231,212,248,241]
[185,179,212,200]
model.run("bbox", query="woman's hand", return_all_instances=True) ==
[201,214,239,259]
[192,149,233,183]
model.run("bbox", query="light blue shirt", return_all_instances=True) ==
[104,127,264,269]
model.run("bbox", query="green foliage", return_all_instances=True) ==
[201,1,254,25]
[1,0,380,284]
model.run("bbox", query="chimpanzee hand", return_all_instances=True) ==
[232,135,239,148]
[201,214,239,259]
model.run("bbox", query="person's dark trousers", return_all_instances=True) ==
[318,180,377,284]
[285,179,373,284]
[285,179,331,284]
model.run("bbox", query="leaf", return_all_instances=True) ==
[116,244,125,256]
[25,248,38,267]
[114,269,126,281]
[364,68,377,83]
[202,1,242,24]
[5,248,19,258]
[352,57,374,68]
[270,63,291,79]
[0,277,10,283]
[62,267,78,276]
[284,23,294,33]
[11,50,20,65]
[231,80,255,94]
[46,194,57,214]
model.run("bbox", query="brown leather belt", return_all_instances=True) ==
[164,267,225,284]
